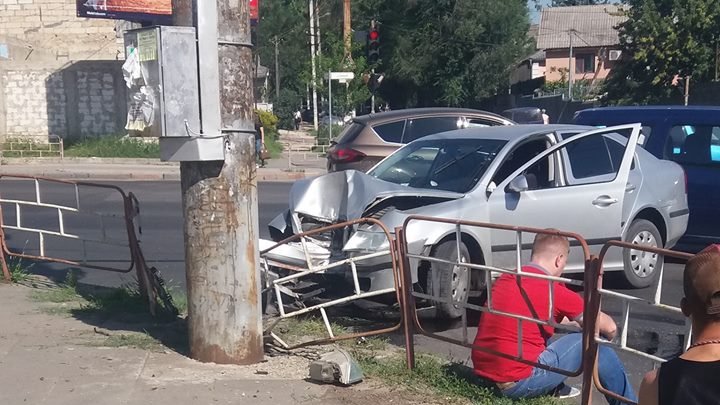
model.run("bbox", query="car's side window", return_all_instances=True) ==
[664,125,720,165]
[402,117,461,143]
[492,137,551,186]
[464,117,504,128]
[373,120,406,144]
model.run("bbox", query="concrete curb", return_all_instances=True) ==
[0,166,324,182]
[0,157,178,166]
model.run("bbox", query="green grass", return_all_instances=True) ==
[93,332,163,350]
[356,352,561,405]
[64,135,159,158]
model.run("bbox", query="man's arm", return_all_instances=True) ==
[572,311,617,340]
[638,369,659,405]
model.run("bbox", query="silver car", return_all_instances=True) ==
[266,124,689,318]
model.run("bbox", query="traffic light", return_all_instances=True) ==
[367,23,380,65]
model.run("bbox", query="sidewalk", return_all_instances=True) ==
[0,282,425,405]
[0,154,327,182]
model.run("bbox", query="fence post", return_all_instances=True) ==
[396,227,416,370]
[580,255,601,405]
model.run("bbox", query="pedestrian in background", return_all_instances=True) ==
[542,109,550,124]
[293,109,302,130]
[254,112,265,168]
[639,244,720,405]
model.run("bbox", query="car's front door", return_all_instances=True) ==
[487,124,641,272]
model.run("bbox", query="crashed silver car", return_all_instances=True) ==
[265,124,689,318]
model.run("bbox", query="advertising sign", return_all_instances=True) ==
[77,0,172,24]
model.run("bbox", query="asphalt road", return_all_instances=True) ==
[1,179,689,401]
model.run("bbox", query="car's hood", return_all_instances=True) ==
[269,170,464,237]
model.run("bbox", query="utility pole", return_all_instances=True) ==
[684,76,691,106]
[274,35,280,100]
[172,0,263,365]
[568,29,574,101]
[309,0,319,130]
[343,0,352,61]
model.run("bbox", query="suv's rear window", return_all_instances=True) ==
[333,122,364,144]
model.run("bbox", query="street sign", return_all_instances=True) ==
[325,71,355,81]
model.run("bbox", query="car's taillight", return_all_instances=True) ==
[329,147,366,163]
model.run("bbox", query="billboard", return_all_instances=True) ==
[77,0,172,24]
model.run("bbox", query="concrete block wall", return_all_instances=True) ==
[0,0,127,140]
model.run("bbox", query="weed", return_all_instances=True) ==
[272,316,348,345]
[30,285,84,304]
[64,136,159,158]
[8,258,32,283]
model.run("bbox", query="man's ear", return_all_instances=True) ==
[681,297,691,317]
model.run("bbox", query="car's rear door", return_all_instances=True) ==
[487,124,641,272]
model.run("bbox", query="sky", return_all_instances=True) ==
[529,0,551,23]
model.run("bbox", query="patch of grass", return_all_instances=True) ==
[8,258,32,284]
[94,332,163,350]
[168,288,188,315]
[356,352,560,405]
[273,316,348,345]
[64,135,159,158]
[264,129,284,158]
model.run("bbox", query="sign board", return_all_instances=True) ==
[327,72,355,81]
[77,0,172,23]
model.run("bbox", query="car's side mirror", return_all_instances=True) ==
[506,175,529,193]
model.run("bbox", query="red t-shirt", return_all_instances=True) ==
[471,264,584,382]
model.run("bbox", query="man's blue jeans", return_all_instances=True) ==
[502,333,637,405]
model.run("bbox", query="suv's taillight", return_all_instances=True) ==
[328,147,366,163]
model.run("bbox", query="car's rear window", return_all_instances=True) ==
[333,122,364,144]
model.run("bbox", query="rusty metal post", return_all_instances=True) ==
[173,0,263,364]
[0,204,11,282]
[396,227,416,370]
[580,256,601,405]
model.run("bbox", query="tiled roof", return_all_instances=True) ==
[536,5,627,50]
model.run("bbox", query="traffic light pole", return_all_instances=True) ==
[309,0,319,130]
[173,0,263,365]
[370,68,375,113]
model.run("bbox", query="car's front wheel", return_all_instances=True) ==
[427,240,471,319]
[622,219,663,288]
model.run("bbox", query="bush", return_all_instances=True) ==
[255,109,278,131]
[274,88,301,130]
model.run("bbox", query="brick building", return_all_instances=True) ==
[0,0,128,140]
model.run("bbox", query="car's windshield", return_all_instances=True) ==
[368,138,507,193]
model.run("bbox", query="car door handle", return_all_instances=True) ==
[592,196,619,206]
[625,183,636,192]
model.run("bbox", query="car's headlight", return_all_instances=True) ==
[343,229,391,252]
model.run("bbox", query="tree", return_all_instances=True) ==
[603,0,720,104]
[355,0,532,108]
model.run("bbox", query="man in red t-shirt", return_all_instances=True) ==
[472,233,636,404]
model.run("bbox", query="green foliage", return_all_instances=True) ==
[274,88,302,130]
[551,0,608,5]
[255,109,279,131]
[64,136,159,158]
[603,0,720,104]
[256,0,532,110]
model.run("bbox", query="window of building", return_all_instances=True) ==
[575,53,595,74]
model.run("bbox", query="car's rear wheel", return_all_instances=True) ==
[622,219,663,288]
[427,240,471,319]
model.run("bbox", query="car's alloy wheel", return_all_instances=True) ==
[622,219,663,288]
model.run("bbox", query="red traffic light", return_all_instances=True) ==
[369,30,379,41]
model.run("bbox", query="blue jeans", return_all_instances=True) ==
[502,333,637,405]
[255,139,263,164]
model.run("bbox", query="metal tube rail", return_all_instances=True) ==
[589,240,694,405]
[399,215,594,380]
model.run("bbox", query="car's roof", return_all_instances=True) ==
[419,124,594,142]
[577,105,720,114]
[352,107,510,124]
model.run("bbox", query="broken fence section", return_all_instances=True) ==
[260,217,404,350]
[0,175,177,317]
